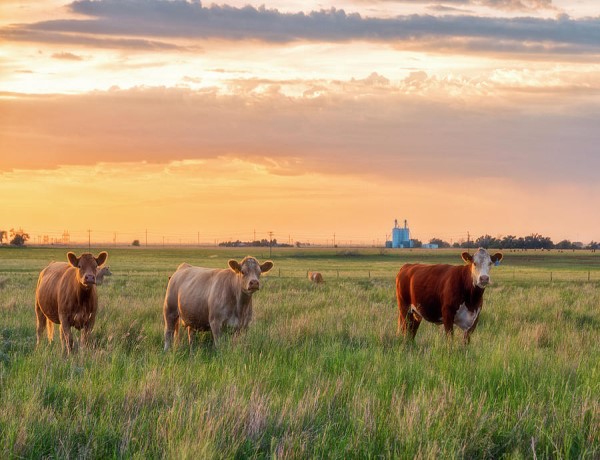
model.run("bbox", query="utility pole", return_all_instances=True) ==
[197,232,200,246]
[268,231,273,258]
[87,229,91,250]
[145,229,148,247]
[333,233,336,248]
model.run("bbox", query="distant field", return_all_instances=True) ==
[1,247,599,458]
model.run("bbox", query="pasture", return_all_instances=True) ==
[1,247,599,458]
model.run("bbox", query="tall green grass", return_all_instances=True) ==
[0,247,598,458]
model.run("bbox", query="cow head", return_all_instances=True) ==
[462,248,503,289]
[99,266,112,276]
[67,251,109,287]
[228,256,273,294]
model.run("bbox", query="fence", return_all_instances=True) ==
[267,269,600,283]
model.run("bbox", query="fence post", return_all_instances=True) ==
[550,272,553,282]
[589,271,591,281]
[279,268,281,278]
[368,270,371,279]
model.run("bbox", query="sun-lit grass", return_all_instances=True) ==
[1,247,599,458]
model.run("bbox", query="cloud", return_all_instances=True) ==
[1,1,598,57]
[2,82,599,186]
[52,51,84,61]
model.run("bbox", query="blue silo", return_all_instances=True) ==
[392,219,413,248]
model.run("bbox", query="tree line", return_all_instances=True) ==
[1,228,597,250]
[420,233,598,250]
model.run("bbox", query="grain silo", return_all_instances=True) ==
[392,219,413,248]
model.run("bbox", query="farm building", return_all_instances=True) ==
[386,219,414,248]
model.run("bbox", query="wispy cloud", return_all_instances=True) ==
[0,1,597,57]
[52,51,84,61]
[366,0,556,12]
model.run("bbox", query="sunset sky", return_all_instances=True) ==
[1,0,599,246]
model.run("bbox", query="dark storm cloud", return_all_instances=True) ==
[1,0,598,55]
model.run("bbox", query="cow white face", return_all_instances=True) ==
[462,248,503,289]
[229,256,274,294]
[67,251,109,287]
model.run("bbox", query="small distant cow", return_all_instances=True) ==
[308,271,324,283]
[35,251,108,354]
[396,248,503,344]
[96,266,112,285]
[163,256,273,350]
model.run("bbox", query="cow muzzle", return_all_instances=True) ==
[83,274,97,285]
[247,280,260,292]
[477,275,490,288]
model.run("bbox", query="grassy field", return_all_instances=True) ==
[1,246,599,458]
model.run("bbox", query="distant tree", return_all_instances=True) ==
[0,230,6,244]
[523,233,554,250]
[412,239,422,248]
[9,228,29,246]
[500,235,520,249]
[132,239,141,246]
[475,234,502,249]
[555,240,576,250]
[587,241,598,250]
[429,238,450,248]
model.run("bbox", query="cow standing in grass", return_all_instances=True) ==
[35,251,108,354]
[96,266,112,285]
[163,256,273,350]
[396,248,503,344]
[308,271,324,283]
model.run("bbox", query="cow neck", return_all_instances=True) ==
[461,264,485,308]
[239,289,253,307]
[77,282,96,306]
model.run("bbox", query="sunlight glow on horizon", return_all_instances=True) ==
[1,0,599,245]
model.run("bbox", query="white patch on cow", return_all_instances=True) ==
[454,303,480,331]
[471,248,493,288]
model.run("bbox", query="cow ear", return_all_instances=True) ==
[67,252,79,267]
[228,259,242,273]
[461,252,473,263]
[491,253,503,264]
[260,261,274,273]
[96,251,108,266]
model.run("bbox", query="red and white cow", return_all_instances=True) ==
[308,271,324,283]
[35,251,108,354]
[163,256,273,350]
[396,248,503,344]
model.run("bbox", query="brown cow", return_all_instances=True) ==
[396,248,503,344]
[96,266,112,285]
[308,271,324,283]
[35,251,108,354]
[163,256,273,350]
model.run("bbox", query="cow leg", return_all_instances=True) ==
[398,302,421,341]
[163,307,179,352]
[463,316,480,345]
[209,319,223,347]
[35,302,47,347]
[442,307,455,340]
[397,301,410,336]
[187,326,195,349]
[406,314,421,340]
[59,323,74,355]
